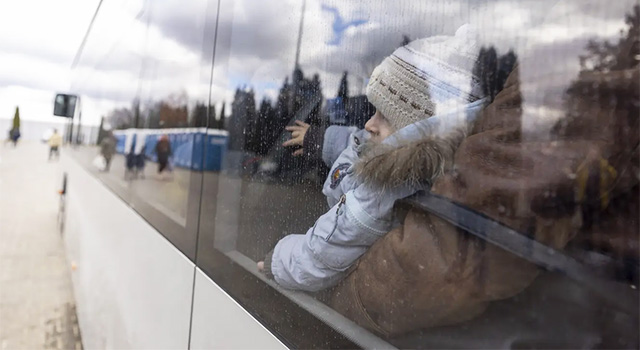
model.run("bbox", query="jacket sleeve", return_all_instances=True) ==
[322,126,358,168]
[267,184,417,292]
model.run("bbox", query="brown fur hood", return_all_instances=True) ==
[354,115,477,190]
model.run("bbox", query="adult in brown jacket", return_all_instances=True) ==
[100,131,117,172]
[328,63,639,337]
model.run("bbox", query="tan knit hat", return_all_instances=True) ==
[366,24,482,131]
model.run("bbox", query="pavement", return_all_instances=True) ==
[0,141,82,350]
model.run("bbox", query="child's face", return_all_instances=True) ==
[365,110,395,144]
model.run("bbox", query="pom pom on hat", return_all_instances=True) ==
[366,24,483,131]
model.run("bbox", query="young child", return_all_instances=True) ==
[259,25,486,292]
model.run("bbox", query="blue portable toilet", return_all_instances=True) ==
[182,131,192,169]
[117,129,136,155]
[204,129,228,171]
[133,130,148,155]
[173,130,186,168]
[173,131,187,169]
[114,132,126,154]
[145,132,159,162]
[169,130,178,167]
[190,129,206,171]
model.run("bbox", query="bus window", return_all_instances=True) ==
[67,0,215,259]
[66,0,639,348]
[196,0,639,348]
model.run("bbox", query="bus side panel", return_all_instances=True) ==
[189,268,287,350]
[62,156,194,349]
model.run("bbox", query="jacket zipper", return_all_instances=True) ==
[336,194,346,214]
[324,194,346,242]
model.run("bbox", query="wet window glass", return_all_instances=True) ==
[68,0,217,258]
[197,0,639,348]
[71,0,639,348]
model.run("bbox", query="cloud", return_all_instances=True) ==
[1,0,637,127]
[320,5,368,46]
[0,85,70,123]
[0,0,98,65]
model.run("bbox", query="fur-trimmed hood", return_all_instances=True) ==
[355,99,486,189]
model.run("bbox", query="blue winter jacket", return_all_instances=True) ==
[264,99,486,292]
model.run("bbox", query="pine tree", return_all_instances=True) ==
[218,102,226,130]
[472,47,518,103]
[243,89,258,152]
[578,4,639,72]
[207,104,217,129]
[337,71,349,100]
[249,98,277,155]
[193,102,208,127]
[12,106,20,130]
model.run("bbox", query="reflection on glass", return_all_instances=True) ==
[200,0,639,348]
[67,0,219,258]
[67,0,639,347]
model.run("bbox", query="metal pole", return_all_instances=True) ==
[290,0,307,117]
[67,95,74,144]
[294,0,306,70]
[71,0,104,69]
[67,118,73,144]
[76,96,82,144]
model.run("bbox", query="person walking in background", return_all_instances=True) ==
[8,128,20,147]
[9,106,21,147]
[100,131,117,172]
[48,129,62,160]
[134,142,146,179]
[154,135,172,179]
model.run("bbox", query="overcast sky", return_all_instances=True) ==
[0,0,98,123]
[0,0,634,126]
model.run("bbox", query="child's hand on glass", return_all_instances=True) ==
[283,120,310,156]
